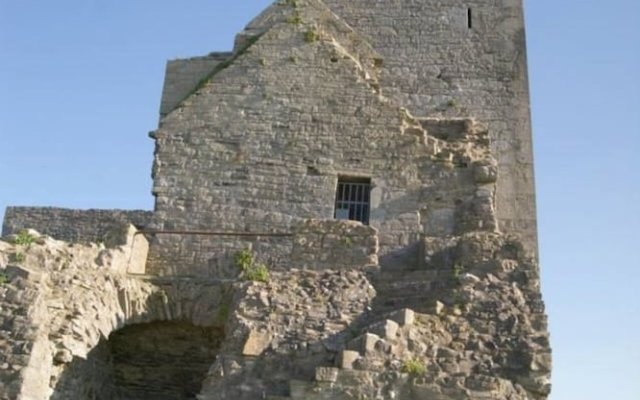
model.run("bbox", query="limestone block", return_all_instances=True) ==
[338,350,360,369]
[242,330,272,356]
[17,335,53,400]
[315,367,339,382]
[460,273,481,286]
[387,308,415,326]
[125,226,149,275]
[531,352,552,373]
[425,301,446,316]
[368,319,399,340]
[4,265,45,283]
[473,164,498,184]
[347,333,381,354]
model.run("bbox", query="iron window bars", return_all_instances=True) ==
[334,177,371,225]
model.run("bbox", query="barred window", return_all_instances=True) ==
[334,177,371,225]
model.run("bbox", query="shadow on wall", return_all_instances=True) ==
[52,321,225,400]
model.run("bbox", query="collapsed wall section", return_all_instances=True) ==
[0,229,230,400]
[321,0,538,252]
[195,232,550,400]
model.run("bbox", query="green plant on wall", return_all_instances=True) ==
[0,272,8,285]
[244,263,270,282]
[235,249,270,283]
[14,230,35,247]
[235,249,253,271]
[452,263,464,279]
[401,358,426,375]
[303,29,319,43]
[286,12,302,25]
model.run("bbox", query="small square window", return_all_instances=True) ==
[334,177,371,225]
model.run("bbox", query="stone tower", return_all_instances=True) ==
[322,0,538,251]
[1,1,550,399]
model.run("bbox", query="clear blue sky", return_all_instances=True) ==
[1,1,638,398]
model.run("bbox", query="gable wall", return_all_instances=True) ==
[147,18,491,276]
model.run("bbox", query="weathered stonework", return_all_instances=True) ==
[1,0,550,398]
[2,207,153,245]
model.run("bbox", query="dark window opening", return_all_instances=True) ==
[467,8,473,29]
[334,177,371,225]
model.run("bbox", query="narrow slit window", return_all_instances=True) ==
[467,8,473,29]
[334,177,371,225]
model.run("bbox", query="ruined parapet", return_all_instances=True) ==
[1,207,152,244]
[145,216,378,278]
[145,206,301,277]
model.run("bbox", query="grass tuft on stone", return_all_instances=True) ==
[235,249,270,283]
[401,358,426,375]
[286,12,303,25]
[14,230,35,247]
[304,29,319,43]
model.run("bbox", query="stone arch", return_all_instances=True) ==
[43,278,232,400]
[52,320,225,400]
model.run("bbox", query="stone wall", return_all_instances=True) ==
[291,219,378,270]
[147,216,378,278]
[197,232,550,400]
[320,0,538,252]
[0,221,550,400]
[2,207,153,245]
[159,53,232,116]
[0,232,230,399]
[150,0,498,275]
[146,205,299,277]
[161,0,538,253]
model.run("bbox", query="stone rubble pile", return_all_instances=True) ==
[0,229,159,399]
[198,232,551,400]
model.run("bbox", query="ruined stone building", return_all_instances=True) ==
[0,1,551,399]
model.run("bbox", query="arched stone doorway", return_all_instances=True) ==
[52,320,224,399]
